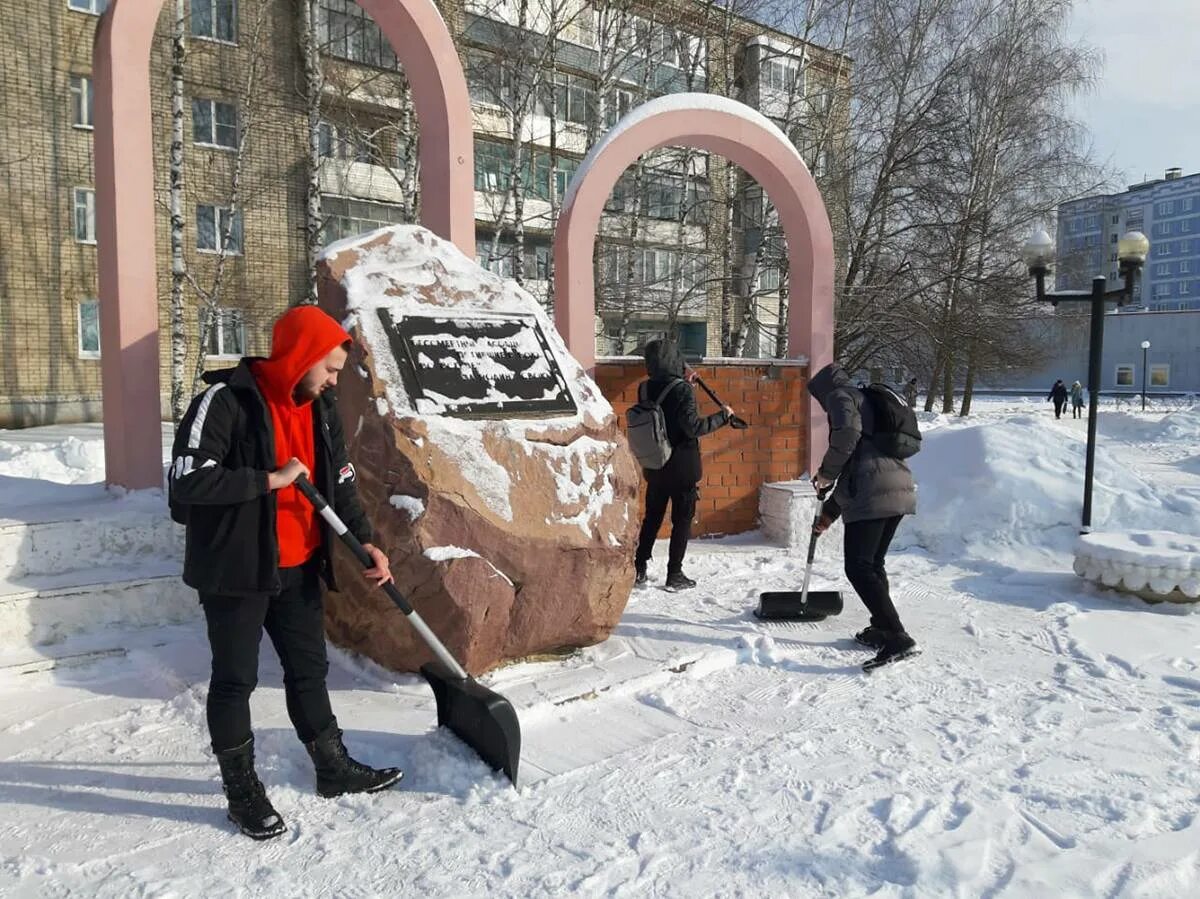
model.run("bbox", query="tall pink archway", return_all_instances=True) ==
[553,94,835,470]
[93,0,475,488]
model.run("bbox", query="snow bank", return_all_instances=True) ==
[894,414,1200,562]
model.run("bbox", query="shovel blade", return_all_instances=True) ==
[421,662,521,786]
[755,590,844,621]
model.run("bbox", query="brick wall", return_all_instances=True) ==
[594,358,809,538]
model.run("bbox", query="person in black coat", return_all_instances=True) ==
[1048,379,1070,419]
[633,339,733,590]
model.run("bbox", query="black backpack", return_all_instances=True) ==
[860,384,922,459]
[626,379,685,470]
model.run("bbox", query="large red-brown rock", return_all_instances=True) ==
[315,226,640,675]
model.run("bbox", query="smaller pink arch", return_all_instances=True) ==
[553,94,835,470]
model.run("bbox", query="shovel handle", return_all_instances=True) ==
[693,374,750,429]
[294,476,469,681]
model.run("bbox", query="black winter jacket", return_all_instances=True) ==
[168,359,373,597]
[640,340,729,483]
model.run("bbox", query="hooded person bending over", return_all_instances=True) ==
[170,306,402,840]
[807,363,920,670]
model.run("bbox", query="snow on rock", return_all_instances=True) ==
[1075,531,1200,601]
[388,494,425,522]
[423,545,480,562]
[313,225,641,675]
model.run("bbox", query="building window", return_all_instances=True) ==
[1150,364,1170,387]
[191,0,237,42]
[201,307,246,358]
[1161,242,1173,256]
[1156,263,1169,276]
[68,0,107,14]
[73,188,96,243]
[758,267,781,291]
[1182,261,1191,274]
[1181,280,1191,295]
[196,204,243,254]
[69,75,93,129]
[474,140,512,193]
[466,51,512,109]
[192,98,238,149]
[603,88,635,128]
[1153,283,1170,298]
[317,121,380,164]
[1111,214,1119,224]
[1183,220,1192,233]
[78,300,101,357]
[317,0,398,70]
[759,57,801,93]
[1115,364,1134,387]
[1159,200,1175,216]
[537,73,596,126]
[321,195,406,244]
[1185,198,1195,212]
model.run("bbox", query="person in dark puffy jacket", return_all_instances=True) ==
[633,339,733,591]
[1048,379,1069,419]
[808,362,919,669]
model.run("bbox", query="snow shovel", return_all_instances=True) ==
[692,374,749,429]
[295,476,521,786]
[755,488,843,621]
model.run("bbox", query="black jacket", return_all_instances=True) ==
[1048,382,1069,403]
[640,340,728,483]
[168,359,373,597]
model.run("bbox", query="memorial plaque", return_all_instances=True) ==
[377,309,577,418]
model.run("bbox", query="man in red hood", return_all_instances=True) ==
[170,305,402,841]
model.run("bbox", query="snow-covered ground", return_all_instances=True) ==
[2,399,1200,897]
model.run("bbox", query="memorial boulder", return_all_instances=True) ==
[316,226,641,674]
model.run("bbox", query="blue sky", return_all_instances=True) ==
[1068,0,1200,186]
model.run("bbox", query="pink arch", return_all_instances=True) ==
[93,0,475,488]
[553,94,835,470]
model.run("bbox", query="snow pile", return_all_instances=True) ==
[0,435,104,486]
[1074,531,1200,600]
[1151,407,1200,443]
[895,414,1200,562]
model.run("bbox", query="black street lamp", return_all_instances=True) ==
[1140,340,1151,411]
[1021,227,1150,533]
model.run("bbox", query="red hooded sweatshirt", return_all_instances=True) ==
[252,306,352,568]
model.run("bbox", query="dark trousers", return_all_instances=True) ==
[200,560,335,753]
[1053,399,1065,419]
[635,475,699,574]
[843,515,906,635]
[1072,402,1083,419]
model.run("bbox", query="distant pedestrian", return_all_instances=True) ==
[1048,379,1069,419]
[1070,380,1084,419]
[903,378,919,408]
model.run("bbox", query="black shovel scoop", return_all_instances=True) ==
[296,476,521,786]
[755,487,844,621]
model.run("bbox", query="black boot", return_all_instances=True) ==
[215,737,287,840]
[635,563,648,586]
[664,570,696,591]
[854,626,892,650]
[304,724,403,798]
[863,633,921,672]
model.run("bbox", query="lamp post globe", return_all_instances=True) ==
[1118,231,1151,267]
[1021,228,1055,273]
